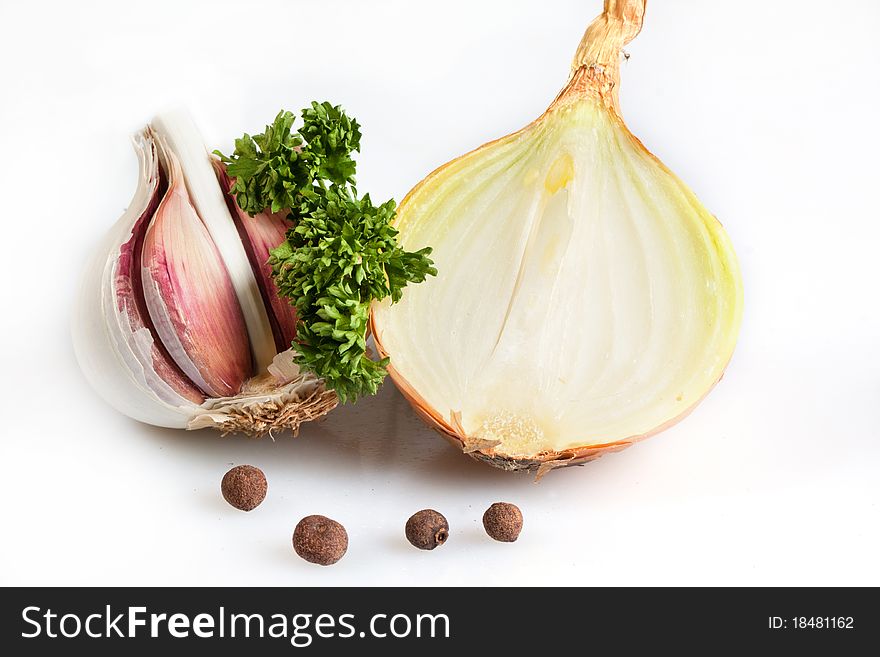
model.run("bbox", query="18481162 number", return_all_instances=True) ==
[768,617,854,630]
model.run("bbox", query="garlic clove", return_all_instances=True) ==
[150,110,277,373]
[115,138,206,407]
[73,132,205,428]
[214,160,299,352]
[141,138,252,398]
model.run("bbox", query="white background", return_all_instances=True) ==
[1,0,878,586]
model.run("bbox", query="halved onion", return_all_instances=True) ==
[371,0,743,475]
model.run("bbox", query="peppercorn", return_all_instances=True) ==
[405,509,449,550]
[220,465,267,511]
[293,515,348,566]
[482,502,523,542]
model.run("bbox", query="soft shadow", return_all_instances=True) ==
[137,382,544,490]
[382,533,416,556]
[135,379,637,503]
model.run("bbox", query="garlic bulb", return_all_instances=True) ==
[371,0,743,475]
[213,161,299,350]
[73,111,337,433]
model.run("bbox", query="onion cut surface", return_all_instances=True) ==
[371,0,743,472]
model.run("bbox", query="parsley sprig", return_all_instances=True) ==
[215,103,436,402]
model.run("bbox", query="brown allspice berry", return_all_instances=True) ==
[405,509,449,550]
[221,465,267,511]
[293,515,348,566]
[482,502,523,542]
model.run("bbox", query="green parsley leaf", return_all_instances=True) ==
[216,104,436,402]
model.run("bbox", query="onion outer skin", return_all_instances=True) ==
[370,0,744,476]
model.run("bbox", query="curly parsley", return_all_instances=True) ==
[215,103,436,402]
